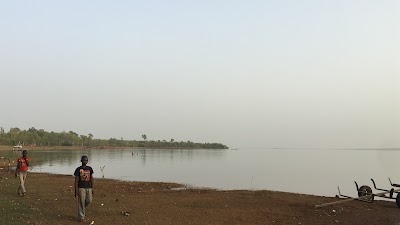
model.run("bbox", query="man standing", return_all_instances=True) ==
[15,150,30,196]
[74,155,94,222]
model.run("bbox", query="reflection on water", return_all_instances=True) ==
[4,148,400,197]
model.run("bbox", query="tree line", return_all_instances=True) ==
[0,127,228,149]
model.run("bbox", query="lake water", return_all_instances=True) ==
[4,148,400,197]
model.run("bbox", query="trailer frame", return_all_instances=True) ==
[315,178,400,208]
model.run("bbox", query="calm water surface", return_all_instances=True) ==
[5,148,400,197]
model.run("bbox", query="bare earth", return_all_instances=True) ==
[0,170,400,225]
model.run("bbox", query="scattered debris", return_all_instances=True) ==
[121,211,130,216]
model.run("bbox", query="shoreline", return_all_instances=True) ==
[1,171,399,225]
[0,145,226,152]
[0,145,154,151]
[2,146,400,224]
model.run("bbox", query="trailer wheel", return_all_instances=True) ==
[396,194,400,208]
[358,185,374,202]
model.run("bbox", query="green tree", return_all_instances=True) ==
[9,127,21,145]
[0,127,228,149]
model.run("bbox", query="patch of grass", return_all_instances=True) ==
[0,175,32,225]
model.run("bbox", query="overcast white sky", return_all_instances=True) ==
[1,0,399,149]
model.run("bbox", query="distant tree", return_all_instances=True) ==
[69,131,78,137]
[0,127,228,149]
[0,127,4,145]
[9,127,21,145]
[80,135,88,146]
[10,127,21,133]
[142,134,147,141]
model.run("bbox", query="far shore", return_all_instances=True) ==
[0,145,225,152]
[0,145,147,151]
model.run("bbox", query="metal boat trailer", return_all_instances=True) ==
[315,178,400,208]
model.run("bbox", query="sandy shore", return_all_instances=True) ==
[0,170,399,225]
[1,145,399,224]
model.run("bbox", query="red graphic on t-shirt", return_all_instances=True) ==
[79,169,91,181]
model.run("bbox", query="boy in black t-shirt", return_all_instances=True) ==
[74,155,94,222]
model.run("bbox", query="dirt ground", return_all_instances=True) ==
[1,170,400,225]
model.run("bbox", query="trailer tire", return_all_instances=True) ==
[358,185,374,202]
[396,194,400,208]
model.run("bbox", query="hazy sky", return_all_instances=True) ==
[1,1,399,148]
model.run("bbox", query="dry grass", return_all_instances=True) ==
[0,145,12,151]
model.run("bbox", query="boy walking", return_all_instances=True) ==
[15,150,30,196]
[74,155,94,222]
